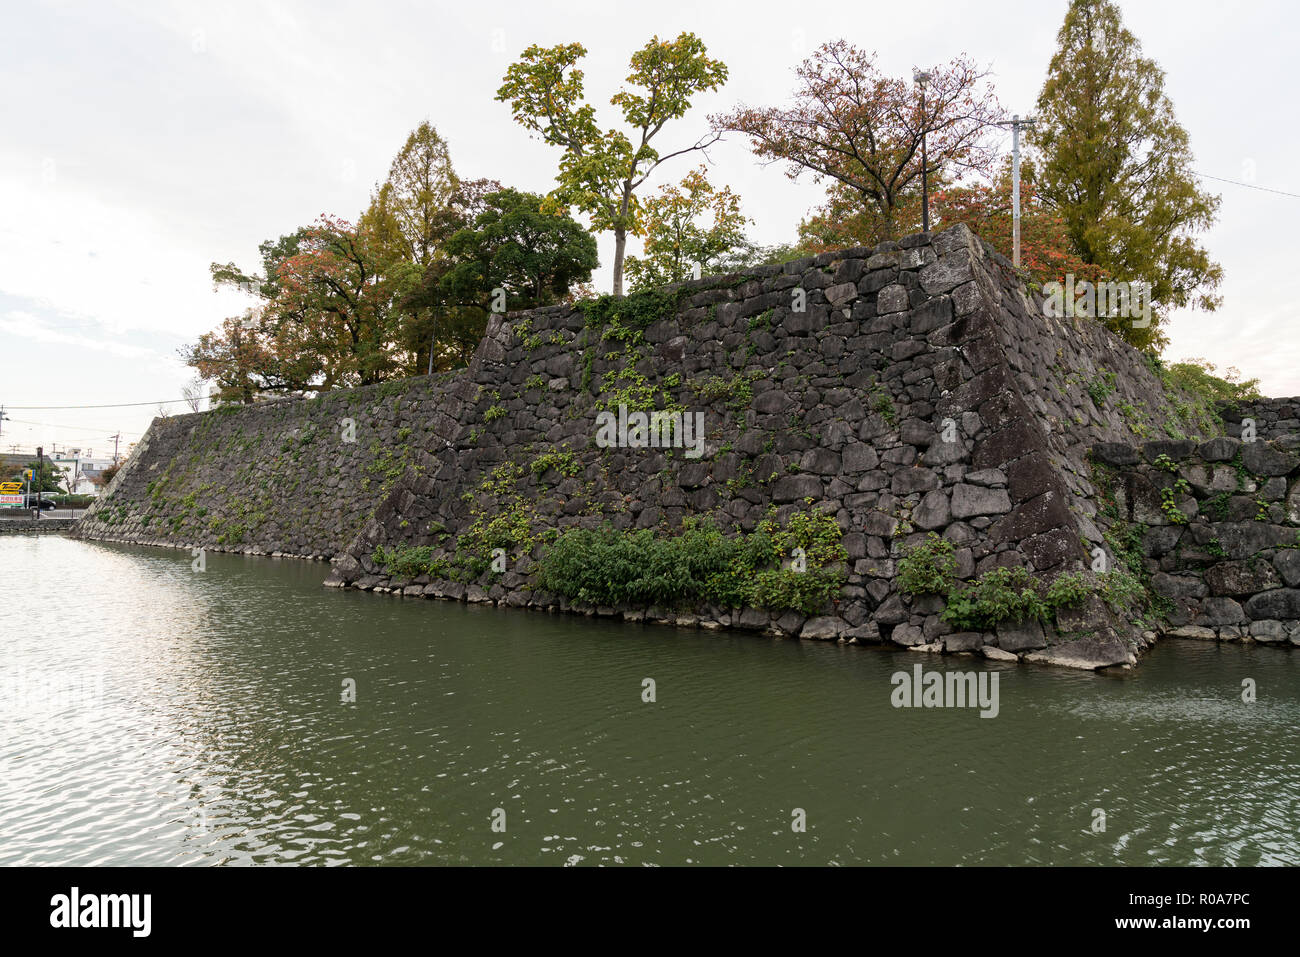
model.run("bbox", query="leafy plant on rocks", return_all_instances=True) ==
[898,533,957,596]
[1159,478,1192,524]
[867,379,898,425]
[1086,370,1117,407]
[536,505,846,616]
[530,448,583,479]
[942,566,1049,630]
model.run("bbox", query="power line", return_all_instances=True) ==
[1195,171,1300,199]
[6,417,142,437]
[3,397,195,410]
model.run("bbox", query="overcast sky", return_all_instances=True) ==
[1,0,1295,456]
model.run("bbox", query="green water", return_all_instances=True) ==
[1,535,1296,866]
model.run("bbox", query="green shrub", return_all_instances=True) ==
[750,567,844,615]
[940,565,1145,632]
[373,543,438,578]
[536,507,846,615]
[1044,570,1093,608]
[530,449,583,479]
[1086,371,1117,407]
[942,566,1048,630]
[898,533,956,595]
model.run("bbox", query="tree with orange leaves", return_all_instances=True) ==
[714,40,1004,243]
[183,216,406,400]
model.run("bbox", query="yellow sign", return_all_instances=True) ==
[0,482,21,493]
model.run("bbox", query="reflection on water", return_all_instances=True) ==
[1,535,1297,865]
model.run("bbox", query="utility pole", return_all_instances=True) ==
[109,432,122,463]
[0,404,8,441]
[994,114,1036,269]
[914,70,932,233]
[35,445,43,517]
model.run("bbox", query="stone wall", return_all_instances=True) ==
[75,223,1278,670]
[71,371,468,559]
[323,226,1222,669]
[1091,435,1300,646]
[1222,397,1300,442]
[0,518,76,534]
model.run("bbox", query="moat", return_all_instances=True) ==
[2,534,1296,866]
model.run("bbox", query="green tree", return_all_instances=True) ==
[359,121,460,266]
[496,33,728,296]
[406,189,599,369]
[1030,0,1223,349]
[436,188,598,309]
[625,166,750,289]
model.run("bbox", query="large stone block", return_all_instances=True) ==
[994,490,1071,542]
[1242,441,1299,477]
[1243,588,1300,620]
[996,619,1047,652]
[951,483,1012,519]
[1203,560,1281,595]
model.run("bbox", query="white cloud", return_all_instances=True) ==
[1,0,1297,448]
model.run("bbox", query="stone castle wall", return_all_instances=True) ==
[71,371,469,558]
[72,224,1298,669]
[1091,435,1300,646]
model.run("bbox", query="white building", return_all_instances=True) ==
[49,451,117,496]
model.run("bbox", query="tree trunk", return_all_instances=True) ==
[612,226,627,298]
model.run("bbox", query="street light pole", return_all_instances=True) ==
[914,70,931,234]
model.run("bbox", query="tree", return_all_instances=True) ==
[392,176,505,375]
[96,461,123,487]
[407,189,599,369]
[624,166,750,289]
[496,33,729,296]
[797,178,938,253]
[182,309,315,403]
[181,378,205,412]
[436,188,599,309]
[184,217,407,399]
[714,41,1004,242]
[1030,0,1222,349]
[359,121,460,266]
[930,159,1106,289]
[265,216,407,387]
[3,459,61,494]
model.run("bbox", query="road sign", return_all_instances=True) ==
[0,480,20,506]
